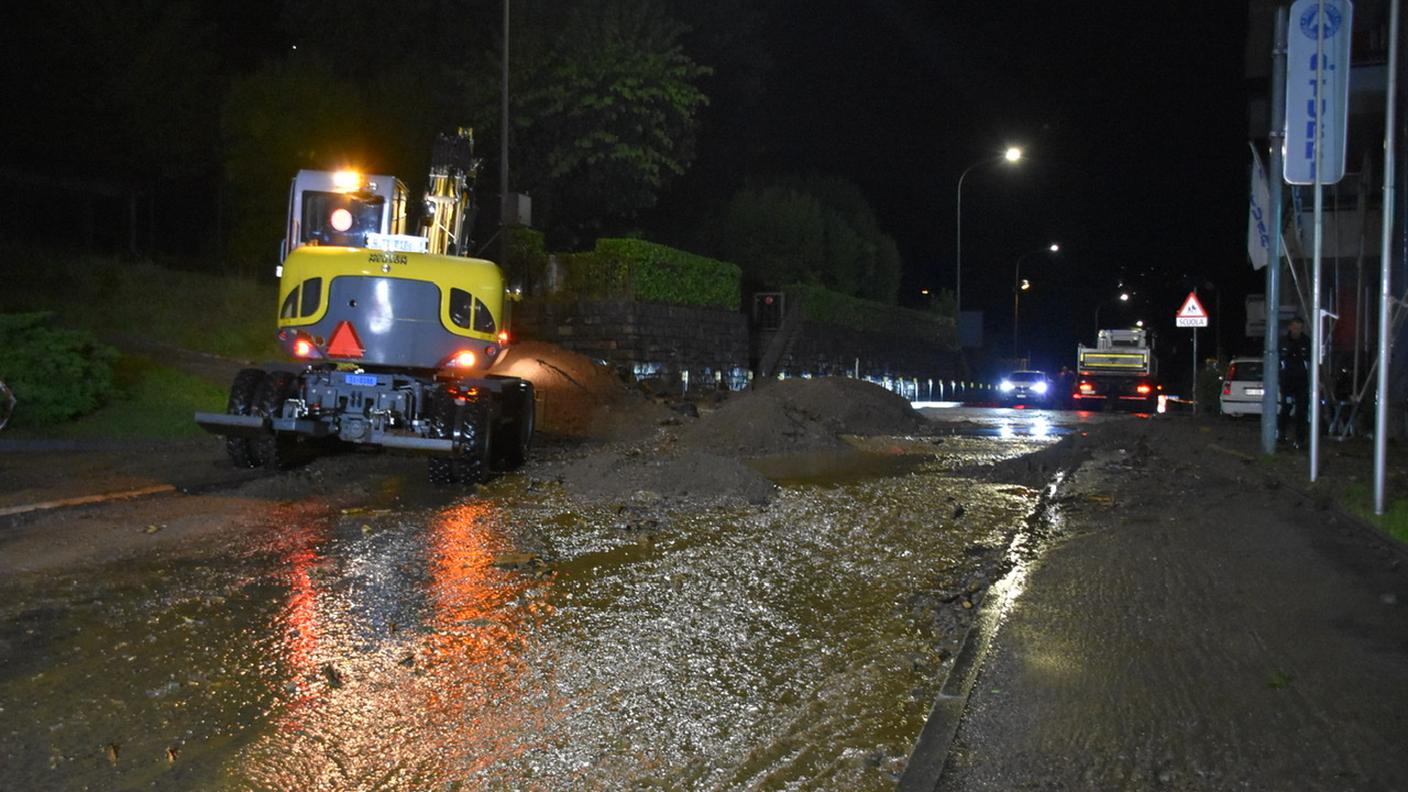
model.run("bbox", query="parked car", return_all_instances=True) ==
[1220,357,1264,416]
[999,370,1052,406]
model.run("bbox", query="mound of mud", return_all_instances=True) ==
[682,377,929,457]
[557,449,776,504]
[490,341,670,440]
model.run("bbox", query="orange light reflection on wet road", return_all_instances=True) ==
[240,499,559,791]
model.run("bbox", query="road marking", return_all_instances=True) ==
[0,484,177,518]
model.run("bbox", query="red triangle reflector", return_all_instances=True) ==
[326,320,365,358]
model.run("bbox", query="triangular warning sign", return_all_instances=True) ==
[326,320,365,358]
[1177,292,1207,319]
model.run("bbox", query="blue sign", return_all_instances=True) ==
[1284,0,1354,184]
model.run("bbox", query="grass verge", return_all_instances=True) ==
[8,354,226,440]
[2,244,278,360]
[1341,482,1408,544]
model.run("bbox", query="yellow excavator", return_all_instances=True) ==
[195,129,533,484]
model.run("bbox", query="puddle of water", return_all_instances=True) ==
[0,435,1057,791]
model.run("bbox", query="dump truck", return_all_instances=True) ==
[195,128,534,484]
[1071,328,1163,411]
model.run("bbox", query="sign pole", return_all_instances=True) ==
[1310,0,1325,481]
[1376,0,1400,513]
[1264,7,1288,453]
[1192,327,1199,413]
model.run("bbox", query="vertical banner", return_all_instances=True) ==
[1248,147,1272,270]
[1284,0,1354,185]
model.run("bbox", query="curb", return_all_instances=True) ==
[898,469,1071,791]
[0,484,177,519]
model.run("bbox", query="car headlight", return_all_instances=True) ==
[1033,381,1049,394]
[1000,380,1014,392]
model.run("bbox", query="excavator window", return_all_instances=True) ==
[279,278,324,320]
[301,191,385,246]
[448,288,497,334]
[449,288,473,329]
[300,277,322,316]
[472,297,496,334]
[280,289,298,319]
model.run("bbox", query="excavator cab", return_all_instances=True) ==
[280,170,419,263]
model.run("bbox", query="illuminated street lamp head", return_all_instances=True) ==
[1119,292,1130,302]
[1048,243,1060,253]
[1020,279,1031,291]
[1136,320,1145,327]
[1004,146,1023,163]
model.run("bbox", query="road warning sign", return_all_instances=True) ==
[1175,291,1209,328]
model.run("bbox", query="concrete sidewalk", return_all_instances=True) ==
[906,417,1408,791]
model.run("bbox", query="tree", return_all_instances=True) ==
[220,58,368,269]
[498,0,711,245]
[711,175,903,303]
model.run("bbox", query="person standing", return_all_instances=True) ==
[1279,317,1312,447]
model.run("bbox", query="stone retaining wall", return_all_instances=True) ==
[512,298,962,393]
[512,299,751,390]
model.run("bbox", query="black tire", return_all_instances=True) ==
[426,390,491,486]
[225,368,266,468]
[493,381,535,470]
[251,370,301,469]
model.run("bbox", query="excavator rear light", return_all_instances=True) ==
[445,350,477,369]
[292,335,322,359]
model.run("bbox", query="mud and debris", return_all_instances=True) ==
[0,343,1110,791]
[548,373,940,504]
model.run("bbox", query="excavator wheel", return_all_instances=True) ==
[492,380,535,470]
[224,368,266,468]
[251,371,302,469]
[426,390,491,486]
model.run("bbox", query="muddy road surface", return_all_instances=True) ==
[0,392,1104,790]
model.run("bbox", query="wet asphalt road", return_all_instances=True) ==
[929,420,1408,791]
[0,409,1079,791]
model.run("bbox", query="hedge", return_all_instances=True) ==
[0,312,119,426]
[562,238,742,310]
[785,283,957,347]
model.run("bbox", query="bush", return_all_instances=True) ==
[561,238,741,310]
[505,226,549,294]
[0,313,119,426]
[786,283,957,347]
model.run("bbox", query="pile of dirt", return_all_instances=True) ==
[681,377,930,457]
[490,341,670,440]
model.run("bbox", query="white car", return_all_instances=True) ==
[1220,357,1264,416]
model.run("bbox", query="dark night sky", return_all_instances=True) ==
[666,0,1256,374]
[2,0,1258,377]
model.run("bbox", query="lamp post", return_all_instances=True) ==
[955,146,1023,316]
[1013,242,1059,359]
[1094,291,1130,335]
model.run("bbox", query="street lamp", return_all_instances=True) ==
[955,146,1023,316]
[1013,242,1060,358]
[1093,291,1131,335]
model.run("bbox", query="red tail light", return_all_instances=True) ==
[1222,381,1231,395]
[441,349,481,369]
[497,330,510,345]
[1136,383,1152,395]
[291,333,323,359]
[1078,381,1096,394]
